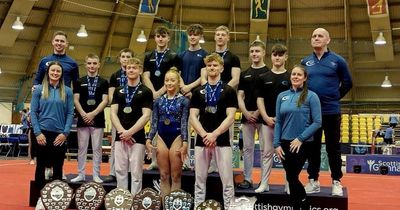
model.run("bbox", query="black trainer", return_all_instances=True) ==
[103,175,116,183]
[237,180,252,189]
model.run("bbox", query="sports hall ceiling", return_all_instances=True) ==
[0,0,399,111]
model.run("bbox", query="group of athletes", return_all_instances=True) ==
[29,23,352,210]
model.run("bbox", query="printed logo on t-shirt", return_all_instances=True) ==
[281,81,289,86]
[196,54,203,57]
[244,75,252,78]
[305,60,315,66]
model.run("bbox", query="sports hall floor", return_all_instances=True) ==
[0,158,398,210]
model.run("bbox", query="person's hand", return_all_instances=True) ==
[145,140,156,159]
[203,132,217,148]
[275,146,285,160]
[54,133,66,146]
[243,111,257,124]
[36,134,46,146]
[180,85,191,96]
[177,142,188,162]
[264,116,275,127]
[290,138,303,153]
[118,130,132,142]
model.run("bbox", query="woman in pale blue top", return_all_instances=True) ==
[274,65,322,210]
[30,61,74,190]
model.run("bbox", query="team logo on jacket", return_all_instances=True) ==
[282,96,289,101]
[305,60,315,66]
[330,61,338,67]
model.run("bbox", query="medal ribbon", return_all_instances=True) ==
[205,81,222,107]
[124,82,141,107]
[87,75,98,99]
[155,49,169,73]
[216,49,228,59]
[119,69,127,87]
[164,95,177,115]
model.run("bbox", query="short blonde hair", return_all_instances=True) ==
[204,53,224,66]
[215,25,230,34]
[126,57,143,68]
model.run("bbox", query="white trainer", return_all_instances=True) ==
[284,181,290,195]
[35,197,45,210]
[332,180,343,196]
[146,162,158,170]
[304,179,320,194]
[93,176,103,183]
[45,168,51,180]
[255,183,269,193]
[71,175,85,183]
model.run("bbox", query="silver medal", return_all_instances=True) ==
[123,107,132,114]
[87,99,96,106]
[155,70,161,77]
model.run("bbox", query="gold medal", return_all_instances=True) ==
[164,118,171,125]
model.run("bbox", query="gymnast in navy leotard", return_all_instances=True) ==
[145,67,189,201]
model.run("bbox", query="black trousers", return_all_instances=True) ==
[281,140,308,210]
[35,130,66,190]
[306,114,343,181]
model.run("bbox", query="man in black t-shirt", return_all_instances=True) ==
[143,26,180,99]
[110,58,153,195]
[71,54,109,183]
[104,48,134,183]
[190,53,238,209]
[256,44,291,193]
[237,40,269,190]
[200,25,241,173]
[201,25,241,89]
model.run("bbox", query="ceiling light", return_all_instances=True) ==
[199,36,205,44]
[136,30,147,42]
[381,75,392,88]
[374,32,386,45]
[77,25,88,37]
[12,16,24,30]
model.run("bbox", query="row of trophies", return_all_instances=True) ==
[38,180,226,210]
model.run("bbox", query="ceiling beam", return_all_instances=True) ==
[0,0,35,47]
[99,0,124,73]
[367,0,394,61]
[345,0,355,102]
[171,0,181,25]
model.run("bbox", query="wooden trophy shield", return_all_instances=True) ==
[195,199,222,210]
[132,187,161,210]
[229,196,257,210]
[40,180,73,210]
[164,189,193,210]
[75,182,106,210]
[104,188,133,210]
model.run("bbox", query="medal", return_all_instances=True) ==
[87,76,98,104]
[154,49,169,78]
[123,107,132,114]
[124,82,141,113]
[164,118,171,125]
[205,106,217,114]
[87,99,96,106]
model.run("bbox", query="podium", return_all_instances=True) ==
[30,170,348,209]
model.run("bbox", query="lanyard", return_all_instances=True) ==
[119,69,127,87]
[155,49,169,71]
[205,81,222,106]
[216,49,228,59]
[124,82,141,107]
[87,75,98,99]
[163,95,177,114]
